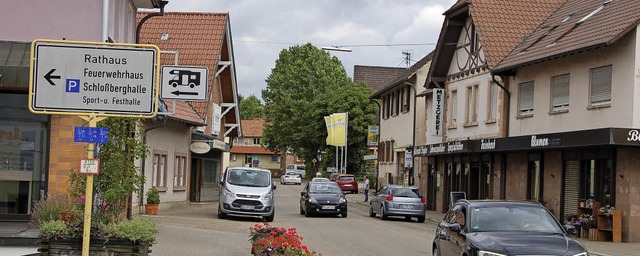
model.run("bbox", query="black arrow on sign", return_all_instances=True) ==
[44,69,61,86]
[171,91,199,96]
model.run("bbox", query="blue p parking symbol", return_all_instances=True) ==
[66,79,80,93]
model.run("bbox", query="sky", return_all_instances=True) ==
[165,0,457,100]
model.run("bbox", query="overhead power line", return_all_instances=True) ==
[233,40,435,48]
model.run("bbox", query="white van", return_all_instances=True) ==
[218,167,275,222]
[286,164,306,178]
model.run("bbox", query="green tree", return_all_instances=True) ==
[239,94,265,120]
[261,43,376,175]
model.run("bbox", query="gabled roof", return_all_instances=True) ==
[370,51,434,99]
[353,66,406,92]
[494,0,640,73]
[426,0,564,87]
[241,118,265,138]
[137,12,241,137]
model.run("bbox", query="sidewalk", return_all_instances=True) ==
[347,186,640,256]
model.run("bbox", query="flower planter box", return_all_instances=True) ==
[38,237,152,256]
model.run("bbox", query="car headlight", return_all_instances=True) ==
[264,191,273,200]
[572,252,588,256]
[478,251,507,256]
[223,188,235,198]
[339,198,346,204]
[308,198,317,203]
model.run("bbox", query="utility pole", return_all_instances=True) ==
[402,51,411,68]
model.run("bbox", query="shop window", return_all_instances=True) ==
[527,160,542,202]
[581,159,613,207]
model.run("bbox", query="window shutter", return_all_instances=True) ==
[563,161,580,218]
[519,81,534,113]
[590,65,612,104]
[552,74,570,109]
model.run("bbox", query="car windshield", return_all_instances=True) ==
[338,176,354,181]
[469,205,562,233]
[390,188,422,198]
[226,169,271,187]
[309,183,341,194]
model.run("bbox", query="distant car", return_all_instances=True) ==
[432,200,587,256]
[311,177,330,182]
[280,172,302,185]
[299,181,347,218]
[335,174,358,194]
[369,185,425,223]
[285,164,306,178]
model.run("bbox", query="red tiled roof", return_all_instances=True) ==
[163,100,205,125]
[353,66,406,92]
[230,145,277,155]
[471,0,565,68]
[137,12,228,124]
[241,119,265,137]
[495,0,640,72]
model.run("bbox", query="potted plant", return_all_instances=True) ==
[32,117,156,255]
[145,187,160,215]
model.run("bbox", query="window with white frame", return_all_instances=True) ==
[233,137,243,144]
[382,96,388,119]
[402,86,410,112]
[465,84,478,124]
[470,24,479,53]
[551,74,570,111]
[392,91,398,116]
[174,153,187,189]
[487,82,498,122]
[449,90,458,126]
[590,65,612,105]
[231,153,237,161]
[152,151,168,188]
[271,155,279,162]
[518,81,534,115]
[253,138,261,145]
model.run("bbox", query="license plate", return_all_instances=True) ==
[322,205,335,210]
[241,205,255,210]
[400,204,415,209]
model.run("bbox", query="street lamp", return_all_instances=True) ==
[321,46,352,52]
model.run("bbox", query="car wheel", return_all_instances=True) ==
[405,216,412,221]
[217,204,226,219]
[264,210,275,222]
[380,205,388,220]
[433,246,440,256]
[341,211,348,218]
[304,206,313,217]
[369,206,376,217]
[354,190,358,194]
[418,216,426,223]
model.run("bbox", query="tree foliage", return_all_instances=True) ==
[261,43,377,174]
[239,94,265,120]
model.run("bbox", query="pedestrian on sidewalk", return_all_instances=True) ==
[363,176,370,202]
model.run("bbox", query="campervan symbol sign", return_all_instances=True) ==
[161,65,208,101]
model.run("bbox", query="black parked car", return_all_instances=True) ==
[299,181,347,218]
[433,200,587,256]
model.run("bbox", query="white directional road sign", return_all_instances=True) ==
[29,40,159,117]
[161,65,208,101]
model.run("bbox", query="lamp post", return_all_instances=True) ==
[403,82,417,186]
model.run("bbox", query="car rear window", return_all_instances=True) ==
[390,188,422,198]
[296,166,305,170]
[338,176,354,181]
[286,172,299,176]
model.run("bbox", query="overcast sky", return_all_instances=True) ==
[165,0,456,100]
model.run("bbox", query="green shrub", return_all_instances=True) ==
[104,219,157,243]
[146,187,160,205]
[39,220,71,238]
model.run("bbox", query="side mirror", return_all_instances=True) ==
[301,192,307,197]
[219,180,224,186]
[564,224,576,234]
[449,223,462,232]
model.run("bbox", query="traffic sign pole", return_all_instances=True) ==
[80,114,106,256]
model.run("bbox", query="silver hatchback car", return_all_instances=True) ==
[369,185,426,223]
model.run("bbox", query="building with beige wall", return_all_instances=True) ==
[229,119,280,173]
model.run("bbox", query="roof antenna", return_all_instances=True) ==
[402,51,411,68]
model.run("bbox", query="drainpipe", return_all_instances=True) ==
[492,74,509,199]
[404,82,417,186]
[135,1,169,44]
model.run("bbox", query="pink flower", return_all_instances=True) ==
[74,196,86,203]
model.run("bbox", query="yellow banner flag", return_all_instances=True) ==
[324,115,334,146]
[332,113,347,146]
